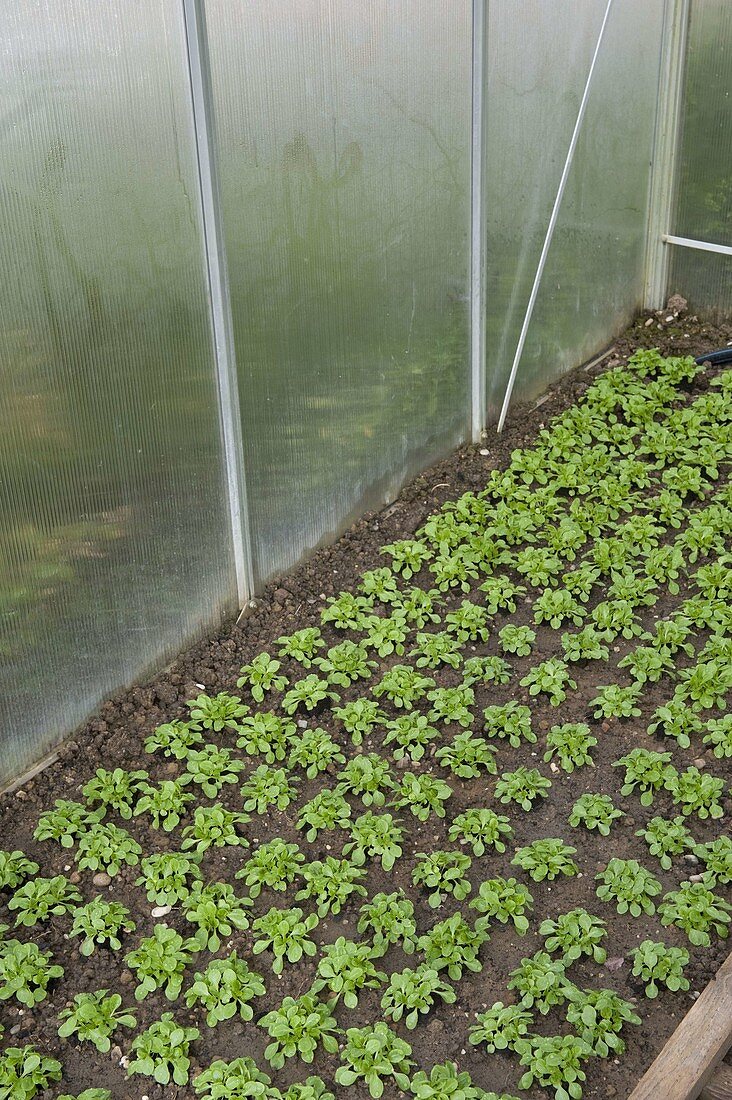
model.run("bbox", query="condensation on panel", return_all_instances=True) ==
[674,0,732,249]
[0,2,236,784]
[206,1,471,585]
[485,0,665,416]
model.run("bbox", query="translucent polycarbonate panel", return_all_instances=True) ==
[484,0,665,416]
[668,249,732,319]
[674,0,732,249]
[206,0,471,584]
[0,2,236,785]
[666,0,732,317]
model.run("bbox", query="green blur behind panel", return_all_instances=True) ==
[0,1,236,784]
[668,0,732,316]
[206,0,472,585]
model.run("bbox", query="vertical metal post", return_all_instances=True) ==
[496,0,615,434]
[643,0,690,311]
[181,0,254,607]
[470,0,487,442]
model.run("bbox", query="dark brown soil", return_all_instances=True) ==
[1,304,731,1100]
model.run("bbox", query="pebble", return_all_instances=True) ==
[693,758,706,769]
[69,871,81,884]
[92,872,111,887]
[684,854,699,865]
[689,874,704,883]
[604,957,625,972]
[120,971,133,984]
[151,905,172,918]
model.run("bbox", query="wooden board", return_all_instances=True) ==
[701,1064,732,1100]
[628,949,732,1100]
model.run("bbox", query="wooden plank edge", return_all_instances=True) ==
[628,948,732,1100]
[700,1063,732,1100]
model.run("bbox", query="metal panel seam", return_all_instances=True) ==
[643,0,691,310]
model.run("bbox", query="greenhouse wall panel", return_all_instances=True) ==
[484,0,665,415]
[668,0,732,317]
[206,0,472,586]
[0,1,237,785]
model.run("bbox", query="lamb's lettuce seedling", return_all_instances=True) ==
[358,891,417,955]
[237,653,288,701]
[381,965,455,1030]
[448,808,513,856]
[595,859,661,917]
[0,938,64,1006]
[539,909,607,964]
[544,723,597,772]
[187,692,249,731]
[186,952,265,1027]
[343,812,403,870]
[659,881,732,946]
[469,1001,532,1053]
[435,731,497,778]
[495,767,551,812]
[629,939,690,998]
[469,877,533,934]
[259,994,340,1069]
[412,851,472,908]
[417,913,486,981]
[335,1022,413,1096]
[128,1013,200,1087]
[312,937,386,1008]
[57,990,136,1053]
[252,908,319,975]
[569,794,623,836]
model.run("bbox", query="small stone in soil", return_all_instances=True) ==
[151,905,172,918]
[604,957,625,971]
[92,872,111,887]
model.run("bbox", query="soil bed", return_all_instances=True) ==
[1,306,731,1100]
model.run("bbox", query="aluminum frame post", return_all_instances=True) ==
[181,0,255,607]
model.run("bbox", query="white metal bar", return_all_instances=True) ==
[644,0,690,310]
[663,233,732,258]
[496,0,615,434]
[470,0,487,442]
[181,0,254,607]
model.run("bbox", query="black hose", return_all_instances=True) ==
[694,347,732,366]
